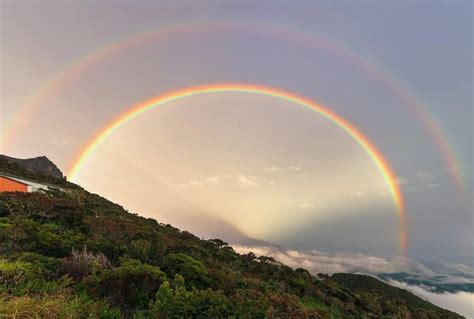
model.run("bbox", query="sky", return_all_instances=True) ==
[0,2,473,313]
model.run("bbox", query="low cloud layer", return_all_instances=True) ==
[389,281,474,319]
[232,244,474,317]
[232,244,436,276]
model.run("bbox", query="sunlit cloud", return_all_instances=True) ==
[264,165,301,173]
[173,173,278,190]
[298,202,316,210]
[204,176,221,185]
[189,180,204,187]
[235,175,259,189]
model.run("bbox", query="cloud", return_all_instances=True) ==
[264,166,285,172]
[396,171,441,192]
[395,177,409,186]
[232,244,437,276]
[417,171,436,184]
[204,176,221,185]
[296,173,310,179]
[264,166,301,173]
[235,175,259,189]
[388,281,474,318]
[189,180,204,187]
[49,137,70,146]
[299,202,316,210]
[174,174,276,190]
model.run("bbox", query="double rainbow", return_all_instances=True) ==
[68,83,408,254]
[2,20,466,196]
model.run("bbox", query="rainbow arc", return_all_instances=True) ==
[67,83,408,254]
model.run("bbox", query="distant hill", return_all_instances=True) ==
[0,155,463,318]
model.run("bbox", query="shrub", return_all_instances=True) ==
[60,247,110,279]
[88,258,166,310]
[150,275,235,318]
[161,253,210,289]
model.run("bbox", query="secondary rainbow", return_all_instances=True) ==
[2,20,466,194]
[68,83,408,254]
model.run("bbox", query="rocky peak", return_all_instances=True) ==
[0,154,64,179]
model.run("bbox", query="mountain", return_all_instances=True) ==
[0,154,64,179]
[0,157,463,318]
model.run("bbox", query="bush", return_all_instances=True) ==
[60,247,110,279]
[161,253,210,289]
[150,275,235,318]
[88,258,166,310]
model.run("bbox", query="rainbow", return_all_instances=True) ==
[1,20,467,195]
[68,83,408,254]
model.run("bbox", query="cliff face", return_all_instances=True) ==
[0,155,64,179]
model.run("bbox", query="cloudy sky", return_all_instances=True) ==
[0,2,472,312]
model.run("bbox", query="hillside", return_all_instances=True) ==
[0,160,463,318]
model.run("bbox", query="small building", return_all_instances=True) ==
[0,174,53,193]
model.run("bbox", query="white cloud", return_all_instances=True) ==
[204,176,221,185]
[388,281,474,318]
[235,175,259,189]
[50,137,70,146]
[189,180,204,187]
[264,165,302,173]
[175,174,278,190]
[395,177,409,186]
[264,166,286,172]
[395,171,441,192]
[299,202,316,209]
[232,245,438,276]
[417,171,436,184]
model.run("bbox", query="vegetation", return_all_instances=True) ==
[0,162,463,318]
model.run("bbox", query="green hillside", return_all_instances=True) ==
[0,161,463,318]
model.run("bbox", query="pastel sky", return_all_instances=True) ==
[0,2,472,260]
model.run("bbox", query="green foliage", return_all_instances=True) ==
[88,258,166,311]
[150,276,235,318]
[162,253,211,289]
